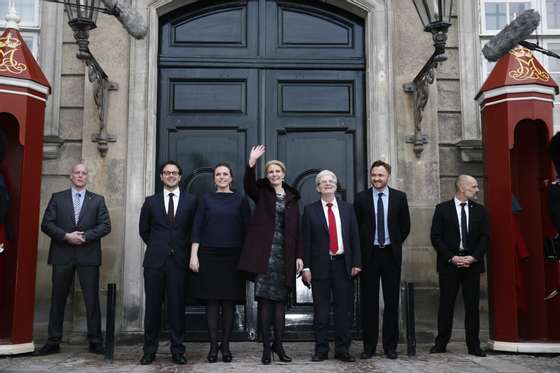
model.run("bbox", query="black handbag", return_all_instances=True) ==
[544,234,560,262]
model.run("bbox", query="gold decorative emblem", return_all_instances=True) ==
[508,46,550,82]
[0,32,27,74]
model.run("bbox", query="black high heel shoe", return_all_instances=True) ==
[220,343,233,363]
[271,343,292,362]
[261,345,272,365]
[207,343,218,363]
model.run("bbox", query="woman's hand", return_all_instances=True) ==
[248,145,266,168]
[296,258,304,275]
[189,254,200,272]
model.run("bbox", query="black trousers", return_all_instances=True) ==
[435,268,481,351]
[47,264,102,344]
[143,255,186,355]
[312,257,354,355]
[360,245,401,353]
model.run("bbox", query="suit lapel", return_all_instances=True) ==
[368,187,376,232]
[174,191,188,224]
[449,199,460,235]
[66,189,76,225]
[314,200,329,233]
[338,199,350,248]
[77,191,92,223]
[156,192,168,225]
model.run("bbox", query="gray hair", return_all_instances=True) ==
[315,170,337,186]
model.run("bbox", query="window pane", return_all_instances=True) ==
[549,43,560,71]
[547,0,560,29]
[0,0,37,26]
[485,2,508,30]
[509,2,530,20]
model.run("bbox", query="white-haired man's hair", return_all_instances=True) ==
[315,170,337,186]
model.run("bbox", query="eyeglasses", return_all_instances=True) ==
[318,179,337,185]
[162,171,180,176]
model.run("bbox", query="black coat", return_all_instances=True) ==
[430,199,490,273]
[549,182,560,233]
[237,166,303,288]
[354,187,411,267]
[302,199,361,280]
[139,190,197,269]
[41,189,111,266]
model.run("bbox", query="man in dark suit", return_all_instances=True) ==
[35,163,111,355]
[302,170,361,363]
[430,175,489,357]
[138,161,197,365]
[354,160,410,360]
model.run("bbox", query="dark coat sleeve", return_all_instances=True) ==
[399,192,411,242]
[472,205,490,261]
[139,197,151,245]
[0,184,8,224]
[83,196,111,242]
[302,205,312,268]
[244,165,259,202]
[191,195,206,243]
[41,194,67,243]
[295,203,304,260]
[349,205,362,268]
[550,184,560,233]
[430,204,455,262]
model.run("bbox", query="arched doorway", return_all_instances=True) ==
[157,0,365,340]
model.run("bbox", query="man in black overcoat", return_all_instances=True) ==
[354,160,410,360]
[138,161,197,365]
[302,170,361,362]
[429,175,490,357]
[35,163,111,355]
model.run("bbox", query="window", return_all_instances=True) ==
[0,0,40,57]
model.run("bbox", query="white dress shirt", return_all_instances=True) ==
[322,198,344,255]
[454,197,469,250]
[164,187,180,216]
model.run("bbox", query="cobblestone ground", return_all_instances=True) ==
[1,342,559,372]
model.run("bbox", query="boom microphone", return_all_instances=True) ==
[101,0,147,40]
[482,9,540,62]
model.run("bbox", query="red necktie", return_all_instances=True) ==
[327,203,338,255]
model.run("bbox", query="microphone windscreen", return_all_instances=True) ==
[482,9,540,62]
[101,0,147,40]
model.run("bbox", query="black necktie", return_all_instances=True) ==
[168,193,175,224]
[377,192,385,247]
[460,202,468,251]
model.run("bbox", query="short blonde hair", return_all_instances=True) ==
[265,160,286,174]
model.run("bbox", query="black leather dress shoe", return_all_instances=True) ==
[360,350,375,359]
[33,343,60,356]
[311,352,328,362]
[334,352,355,362]
[468,349,487,357]
[88,342,105,355]
[429,345,447,354]
[172,353,187,364]
[385,350,398,359]
[140,353,155,365]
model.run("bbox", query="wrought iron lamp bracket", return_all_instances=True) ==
[71,27,118,157]
[403,24,449,159]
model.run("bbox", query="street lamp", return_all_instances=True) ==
[44,0,118,157]
[403,0,453,158]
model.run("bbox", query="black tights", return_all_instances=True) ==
[207,300,235,350]
[259,299,286,347]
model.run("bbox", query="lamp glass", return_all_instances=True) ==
[412,0,453,28]
[64,0,100,23]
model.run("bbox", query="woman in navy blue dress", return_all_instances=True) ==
[189,164,250,363]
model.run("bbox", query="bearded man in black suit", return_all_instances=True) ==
[354,160,410,360]
[429,175,490,357]
[35,163,111,356]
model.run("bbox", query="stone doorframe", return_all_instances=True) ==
[122,0,396,331]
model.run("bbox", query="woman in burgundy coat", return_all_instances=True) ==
[238,145,304,364]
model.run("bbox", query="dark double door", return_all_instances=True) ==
[157,0,365,340]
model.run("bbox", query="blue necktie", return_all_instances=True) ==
[377,192,385,247]
[74,192,81,224]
